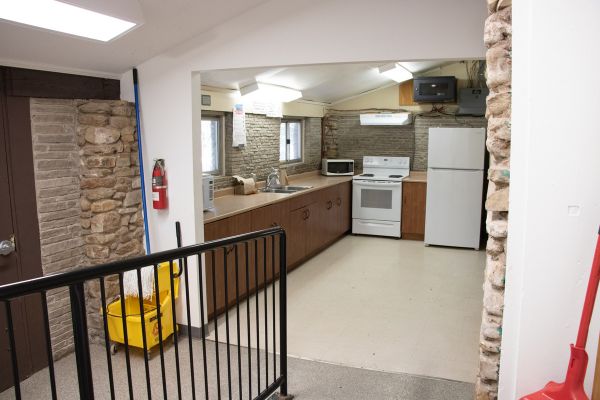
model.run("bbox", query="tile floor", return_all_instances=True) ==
[209,235,486,383]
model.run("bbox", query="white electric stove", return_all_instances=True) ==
[352,156,410,238]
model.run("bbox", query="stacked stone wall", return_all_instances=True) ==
[76,101,145,339]
[323,113,486,171]
[30,99,84,359]
[476,2,512,399]
[213,113,322,190]
[29,99,144,355]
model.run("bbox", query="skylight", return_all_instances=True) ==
[0,0,136,42]
[378,63,413,83]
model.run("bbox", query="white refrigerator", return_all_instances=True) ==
[424,127,486,249]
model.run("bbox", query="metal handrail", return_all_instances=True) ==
[0,226,289,400]
[0,227,283,300]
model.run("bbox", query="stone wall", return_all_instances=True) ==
[476,2,512,399]
[30,98,84,359]
[214,113,322,189]
[29,99,144,356]
[323,113,486,171]
[77,100,145,340]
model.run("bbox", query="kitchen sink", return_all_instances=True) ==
[260,185,312,194]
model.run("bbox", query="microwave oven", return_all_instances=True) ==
[322,159,354,176]
[202,174,214,211]
[413,76,457,102]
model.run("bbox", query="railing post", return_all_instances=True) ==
[70,282,94,400]
[278,231,291,399]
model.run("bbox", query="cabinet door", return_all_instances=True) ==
[286,206,308,269]
[318,186,337,245]
[305,201,323,256]
[401,181,427,240]
[204,212,252,319]
[336,181,352,235]
[251,202,288,282]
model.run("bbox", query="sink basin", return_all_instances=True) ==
[279,186,313,191]
[261,188,296,194]
[260,185,312,194]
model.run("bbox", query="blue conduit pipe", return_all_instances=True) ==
[133,68,151,254]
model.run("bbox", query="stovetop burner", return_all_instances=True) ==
[389,174,404,178]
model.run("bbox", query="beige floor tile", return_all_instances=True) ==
[210,235,485,383]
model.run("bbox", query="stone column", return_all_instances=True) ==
[476,1,512,399]
[76,100,145,339]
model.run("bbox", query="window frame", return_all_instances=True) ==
[279,118,304,165]
[200,113,225,176]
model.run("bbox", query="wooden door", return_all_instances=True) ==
[336,182,352,235]
[204,213,251,319]
[401,181,427,240]
[0,96,47,391]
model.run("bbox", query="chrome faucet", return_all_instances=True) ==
[266,167,280,189]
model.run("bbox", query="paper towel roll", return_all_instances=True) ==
[233,175,258,195]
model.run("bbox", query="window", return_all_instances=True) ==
[201,116,222,174]
[280,119,302,163]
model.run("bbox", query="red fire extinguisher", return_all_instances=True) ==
[152,159,168,209]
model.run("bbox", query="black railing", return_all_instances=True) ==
[0,226,288,400]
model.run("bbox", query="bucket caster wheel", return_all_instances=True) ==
[110,343,119,355]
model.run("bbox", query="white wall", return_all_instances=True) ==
[120,0,487,327]
[499,1,600,398]
[331,61,476,111]
[201,88,325,117]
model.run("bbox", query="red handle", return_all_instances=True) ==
[575,229,600,349]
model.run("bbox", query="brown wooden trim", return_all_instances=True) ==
[402,233,425,241]
[1,66,120,100]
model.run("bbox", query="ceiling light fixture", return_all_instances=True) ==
[378,63,413,83]
[240,82,302,103]
[0,0,136,42]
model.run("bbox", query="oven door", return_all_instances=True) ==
[352,180,402,222]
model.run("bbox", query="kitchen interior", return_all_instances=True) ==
[200,60,489,384]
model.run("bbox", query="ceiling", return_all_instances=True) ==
[0,0,270,77]
[201,61,449,104]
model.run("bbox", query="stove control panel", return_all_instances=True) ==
[363,156,410,169]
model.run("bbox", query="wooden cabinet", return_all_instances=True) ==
[336,181,352,234]
[314,181,352,247]
[399,80,417,106]
[317,185,338,245]
[251,201,288,280]
[286,191,319,268]
[203,180,353,317]
[401,181,427,240]
[204,212,251,319]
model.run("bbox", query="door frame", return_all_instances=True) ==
[0,65,121,391]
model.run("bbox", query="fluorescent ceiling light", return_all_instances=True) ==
[240,82,302,103]
[378,63,413,83]
[0,0,136,42]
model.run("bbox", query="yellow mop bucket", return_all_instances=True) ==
[104,261,180,352]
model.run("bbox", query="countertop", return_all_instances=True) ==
[404,171,427,183]
[204,170,426,224]
[203,172,352,224]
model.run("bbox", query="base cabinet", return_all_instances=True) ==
[203,181,352,317]
[401,181,427,240]
[204,212,252,319]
